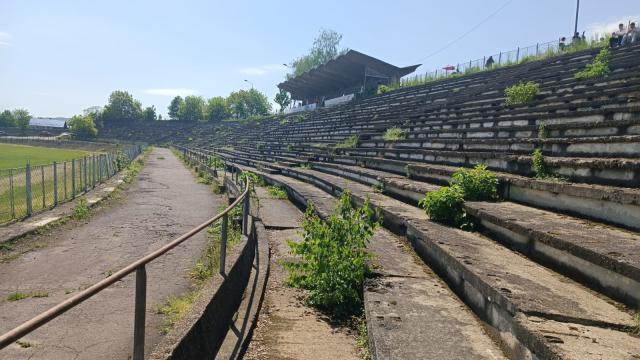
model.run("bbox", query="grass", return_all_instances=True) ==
[155,292,198,334]
[16,340,32,348]
[335,135,359,149]
[0,143,90,169]
[6,291,48,301]
[356,316,370,359]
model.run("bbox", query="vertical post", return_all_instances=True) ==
[53,162,58,206]
[92,155,96,188]
[26,163,32,216]
[84,157,88,192]
[574,0,580,36]
[133,266,147,360]
[498,52,502,65]
[40,166,45,209]
[536,43,539,56]
[64,162,67,200]
[9,169,15,219]
[242,189,249,236]
[220,214,228,275]
[72,159,76,198]
[516,47,520,62]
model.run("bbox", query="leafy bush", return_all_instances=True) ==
[538,121,548,138]
[376,84,392,95]
[267,185,288,199]
[72,198,90,220]
[419,185,470,228]
[113,152,129,172]
[450,165,498,201]
[382,127,407,141]
[532,148,553,179]
[285,192,379,318]
[335,135,358,149]
[575,48,610,80]
[504,81,539,106]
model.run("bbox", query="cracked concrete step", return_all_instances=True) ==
[222,156,640,359]
[233,165,507,360]
[299,158,640,308]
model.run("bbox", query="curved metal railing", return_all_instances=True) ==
[0,161,251,360]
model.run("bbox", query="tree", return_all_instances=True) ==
[289,29,345,77]
[12,109,31,134]
[0,110,15,127]
[205,96,229,122]
[158,114,163,121]
[274,89,291,113]
[101,90,143,124]
[178,95,205,122]
[227,89,271,119]
[142,106,157,121]
[168,96,183,120]
[68,114,98,139]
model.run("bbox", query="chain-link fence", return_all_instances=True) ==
[0,144,143,225]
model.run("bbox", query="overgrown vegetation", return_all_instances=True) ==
[335,135,359,149]
[285,192,379,318]
[267,185,288,199]
[356,316,370,359]
[575,48,610,80]
[376,84,392,95]
[6,291,48,301]
[71,198,90,220]
[504,81,539,106]
[155,292,198,334]
[532,148,554,179]
[450,165,498,201]
[419,165,499,229]
[538,121,548,138]
[382,127,407,141]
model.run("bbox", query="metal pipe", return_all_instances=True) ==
[0,179,250,349]
[220,213,228,275]
[132,266,147,360]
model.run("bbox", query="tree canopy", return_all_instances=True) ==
[100,90,143,124]
[227,89,271,119]
[274,89,291,113]
[0,110,15,127]
[168,96,183,120]
[68,114,98,139]
[12,109,31,132]
[178,95,205,122]
[142,106,157,122]
[289,29,346,77]
[205,96,229,122]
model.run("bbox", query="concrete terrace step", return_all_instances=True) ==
[220,152,640,359]
[229,164,508,359]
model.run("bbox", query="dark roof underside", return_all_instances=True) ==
[278,50,420,100]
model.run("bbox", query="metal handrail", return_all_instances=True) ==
[0,163,251,360]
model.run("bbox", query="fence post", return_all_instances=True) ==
[26,163,32,216]
[41,166,45,209]
[133,266,147,360]
[220,213,228,275]
[64,161,67,200]
[516,47,520,62]
[72,159,76,198]
[498,52,502,65]
[92,155,96,188]
[9,169,15,219]
[536,43,539,56]
[53,162,58,206]
[84,157,88,193]
[243,189,249,236]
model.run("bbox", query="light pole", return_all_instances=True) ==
[244,79,254,89]
[573,0,580,35]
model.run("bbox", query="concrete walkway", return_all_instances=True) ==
[0,148,223,359]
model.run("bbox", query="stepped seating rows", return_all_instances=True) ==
[169,45,640,358]
[188,146,640,359]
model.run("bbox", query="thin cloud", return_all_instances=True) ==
[144,88,198,97]
[0,31,11,46]
[587,16,639,37]
[239,64,286,76]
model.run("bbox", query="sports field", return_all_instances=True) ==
[0,143,89,169]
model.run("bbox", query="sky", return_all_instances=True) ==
[0,0,638,118]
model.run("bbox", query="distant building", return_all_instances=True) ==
[278,50,420,111]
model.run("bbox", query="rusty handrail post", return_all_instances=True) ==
[242,187,249,236]
[132,265,147,360]
[220,213,228,275]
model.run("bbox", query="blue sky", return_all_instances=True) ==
[1,0,638,118]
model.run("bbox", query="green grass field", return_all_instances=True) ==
[0,143,89,169]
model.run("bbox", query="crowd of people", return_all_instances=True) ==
[610,22,637,47]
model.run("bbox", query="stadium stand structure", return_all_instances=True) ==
[110,44,640,358]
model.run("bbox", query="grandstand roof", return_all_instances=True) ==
[278,50,420,101]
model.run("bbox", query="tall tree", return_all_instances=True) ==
[68,114,98,139]
[227,89,271,119]
[178,95,205,122]
[12,109,31,134]
[0,110,15,127]
[168,96,183,120]
[289,29,345,77]
[205,96,229,122]
[100,90,143,124]
[274,89,291,113]
[142,106,157,121]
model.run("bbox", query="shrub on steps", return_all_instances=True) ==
[450,164,499,201]
[504,81,539,106]
[383,127,407,141]
[285,191,379,318]
[419,185,470,228]
[575,48,610,80]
